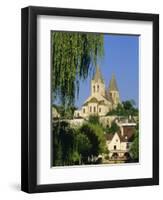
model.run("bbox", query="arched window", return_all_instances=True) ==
[93,85,95,93]
[83,108,85,113]
[99,107,101,113]
[90,106,92,112]
[94,106,96,113]
[97,85,99,92]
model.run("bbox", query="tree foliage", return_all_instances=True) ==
[130,124,139,161]
[52,104,77,119]
[105,121,120,134]
[88,115,100,124]
[52,32,104,106]
[52,120,107,166]
[106,100,138,116]
[80,123,107,157]
[53,121,76,166]
[76,132,92,160]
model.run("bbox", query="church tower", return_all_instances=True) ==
[91,65,105,96]
[108,74,121,108]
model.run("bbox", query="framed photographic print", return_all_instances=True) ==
[21,6,159,193]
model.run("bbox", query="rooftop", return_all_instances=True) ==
[109,74,119,91]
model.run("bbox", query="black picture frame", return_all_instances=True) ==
[21,6,159,193]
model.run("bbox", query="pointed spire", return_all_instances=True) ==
[93,65,104,83]
[109,74,118,91]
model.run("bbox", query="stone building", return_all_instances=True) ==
[74,66,121,118]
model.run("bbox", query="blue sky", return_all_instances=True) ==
[75,34,139,108]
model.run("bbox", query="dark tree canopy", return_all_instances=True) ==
[80,123,107,156]
[88,115,100,125]
[106,121,120,134]
[130,123,139,161]
[52,120,107,166]
[52,32,104,106]
[106,100,138,117]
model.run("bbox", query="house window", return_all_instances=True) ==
[99,107,101,112]
[93,85,95,93]
[94,106,96,113]
[83,108,85,113]
[90,106,92,112]
[126,143,130,149]
[114,145,116,150]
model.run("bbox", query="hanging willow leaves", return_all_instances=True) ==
[52,31,104,106]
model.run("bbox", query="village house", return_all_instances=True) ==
[105,121,136,160]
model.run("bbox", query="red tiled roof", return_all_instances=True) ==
[105,133,114,141]
[105,126,135,142]
[121,126,135,142]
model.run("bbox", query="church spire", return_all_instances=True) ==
[109,74,118,91]
[92,65,104,83]
[108,74,121,107]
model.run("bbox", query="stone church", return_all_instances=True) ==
[74,66,121,118]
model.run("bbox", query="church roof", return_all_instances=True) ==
[99,100,106,105]
[87,97,99,103]
[92,65,104,83]
[83,97,98,106]
[109,74,119,91]
[105,90,113,102]
[83,94,111,106]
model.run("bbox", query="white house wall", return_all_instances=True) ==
[107,133,121,151]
